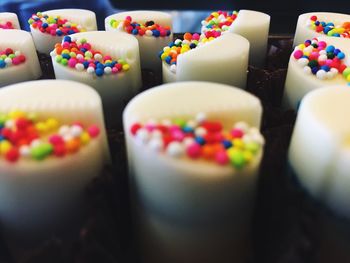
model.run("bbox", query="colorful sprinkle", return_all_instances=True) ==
[0,110,100,163]
[28,12,85,37]
[308,16,350,38]
[0,21,15,29]
[201,10,238,36]
[109,16,171,38]
[0,49,26,69]
[130,113,264,169]
[293,38,350,85]
[50,36,130,77]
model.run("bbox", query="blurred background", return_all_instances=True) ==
[0,0,349,34]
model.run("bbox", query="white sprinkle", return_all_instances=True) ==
[59,125,70,136]
[316,69,327,80]
[303,66,312,74]
[30,139,42,148]
[148,138,163,152]
[76,54,84,60]
[174,39,182,45]
[145,30,153,36]
[183,137,195,147]
[75,63,84,71]
[4,57,12,65]
[104,66,112,75]
[5,119,14,128]
[87,67,95,74]
[186,120,197,129]
[151,130,162,139]
[304,46,313,54]
[182,39,190,45]
[170,64,176,73]
[94,53,103,61]
[326,71,335,79]
[136,128,150,145]
[196,112,207,123]
[222,25,229,31]
[194,127,207,137]
[298,58,309,67]
[242,134,253,144]
[161,119,172,126]
[330,68,339,74]
[70,125,83,137]
[166,142,184,158]
[14,51,21,56]
[318,54,327,62]
[19,146,31,157]
[249,127,261,136]
[319,50,327,55]
[234,121,249,132]
[50,51,56,57]
[251,132,265,145]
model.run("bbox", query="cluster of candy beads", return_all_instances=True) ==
[293,38,350,84]
[201,10,238,37]
[130,113,264,169]
[308,16,350,38]
[109,16,171,37]
[0,110,100,163]
[51,36,130,77]
[28,12,85,36]
[0,21,15,29]
[0,48,26,69]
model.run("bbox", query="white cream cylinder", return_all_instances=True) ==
[0,30,41,87]
[124,81,263,263]
[293,12,350,47]
[52,31,142,128]
[0,12,20,29]
[30,9,97,55]
[105,10,172,80]
[283,37,350,109]
[162,33,249,89]
[0,80,109,244]
[228,10,270,67]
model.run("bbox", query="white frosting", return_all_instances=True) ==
[0,30,41,87]
[289,86,350,219]
[105,10,173,76]
[0,12,20,29]
[294,12,350,47]
[30,9,97,54]
[228,10,270,67]
[124,81,262,262]
[0,79,109,241]
[283,37,350,109]
[162,33,249,89]
[51,31,142,127]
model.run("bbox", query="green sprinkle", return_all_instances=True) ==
[229,149,246,169]
[245,142,260,154]
[31,143,53,161]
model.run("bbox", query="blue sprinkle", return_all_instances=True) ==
[315,21,320,26]
[62,53,70,59]
[222,140,232,149]
[334,48,340,55]
[195,137,205,145]
[168,42,174,47]
[0,135,4,141]
[311,67,319,75]
[80,48,87,53]
[166,30,171,36]
[326,45,335,53]
[333,33,340,37]
[321,65,330,72]
[326,22,334,27]
[96,63,105,69]
[158,51,163,58]
[83,61,89,68]
[183,126,194,133]
[56,30,63,36]
[337,52,345,59]
[132,29,138,35]
[68,30,75,35]
[190,43,196,49]
[63,36,71,43]
[324,27,332,34]
[165,56,172,64]
[42,23,48,28]
[95,68,104,76]
[0,60,6,68]
[320,21,326,27]
[152,30,160,37]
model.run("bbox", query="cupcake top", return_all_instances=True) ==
[0,12,20,29]
[289,85,350,218]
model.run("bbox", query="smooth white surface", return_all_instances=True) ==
[0,30,41,87]
[283,37,350,109]
[294,12,350,47]
[30,9,97,54]
[162,33,249,89]
[124,81,263,263]
[105,10,172,76]
[52,31,142,127]
[0,12,20,29]
[289,86,350,218]
[228,10,270,67]
[0,80,109,241]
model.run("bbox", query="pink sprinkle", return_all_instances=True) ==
[12,57,21,65]
[231,128,244,138]
[49,135,64,145]
[83,43,91,50]
[215,151,229,165]
[186,143,201,159]
[192,33,200,41]
[50,30,56,36]
[309,51,319,60]
[318,41,327,48]
[145,124,156,132]
[293,50,303,59]
[87,125,100,138]
[325,59,333,66]
[104,55,112,61]
[126,16,132,21]
[171,130,185,141]
[112,67,118,73]
[68,58,77,68]
[62,42,70,49]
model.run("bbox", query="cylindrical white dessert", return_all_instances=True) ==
[293,12,350,47]
[162,33,249,89]
[0,80,109,245]
[288,85,350,263]
[105,10,172,80]
[0,30,41,87]
[51,31,142,128]
[29,9,97,55]
[124,81,264,263]
[283,37,350,109]
[0,12,20,29]
[227,10,270,67]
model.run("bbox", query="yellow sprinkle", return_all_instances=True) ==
[46,118,59,130]
[243,150,254,163]
[232,139,244,149]
[0,141,11,155]
[298,44,305,50]
[347,75,350,82]
[212,12,219,18]
[35,122,48,133]
[163,46,170,52]
[62,49,70,54]
[80,132,91,145]
[161,53,168,60]
[122,64,130,71]
[9,110,25,119]
[227,147,239,158]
